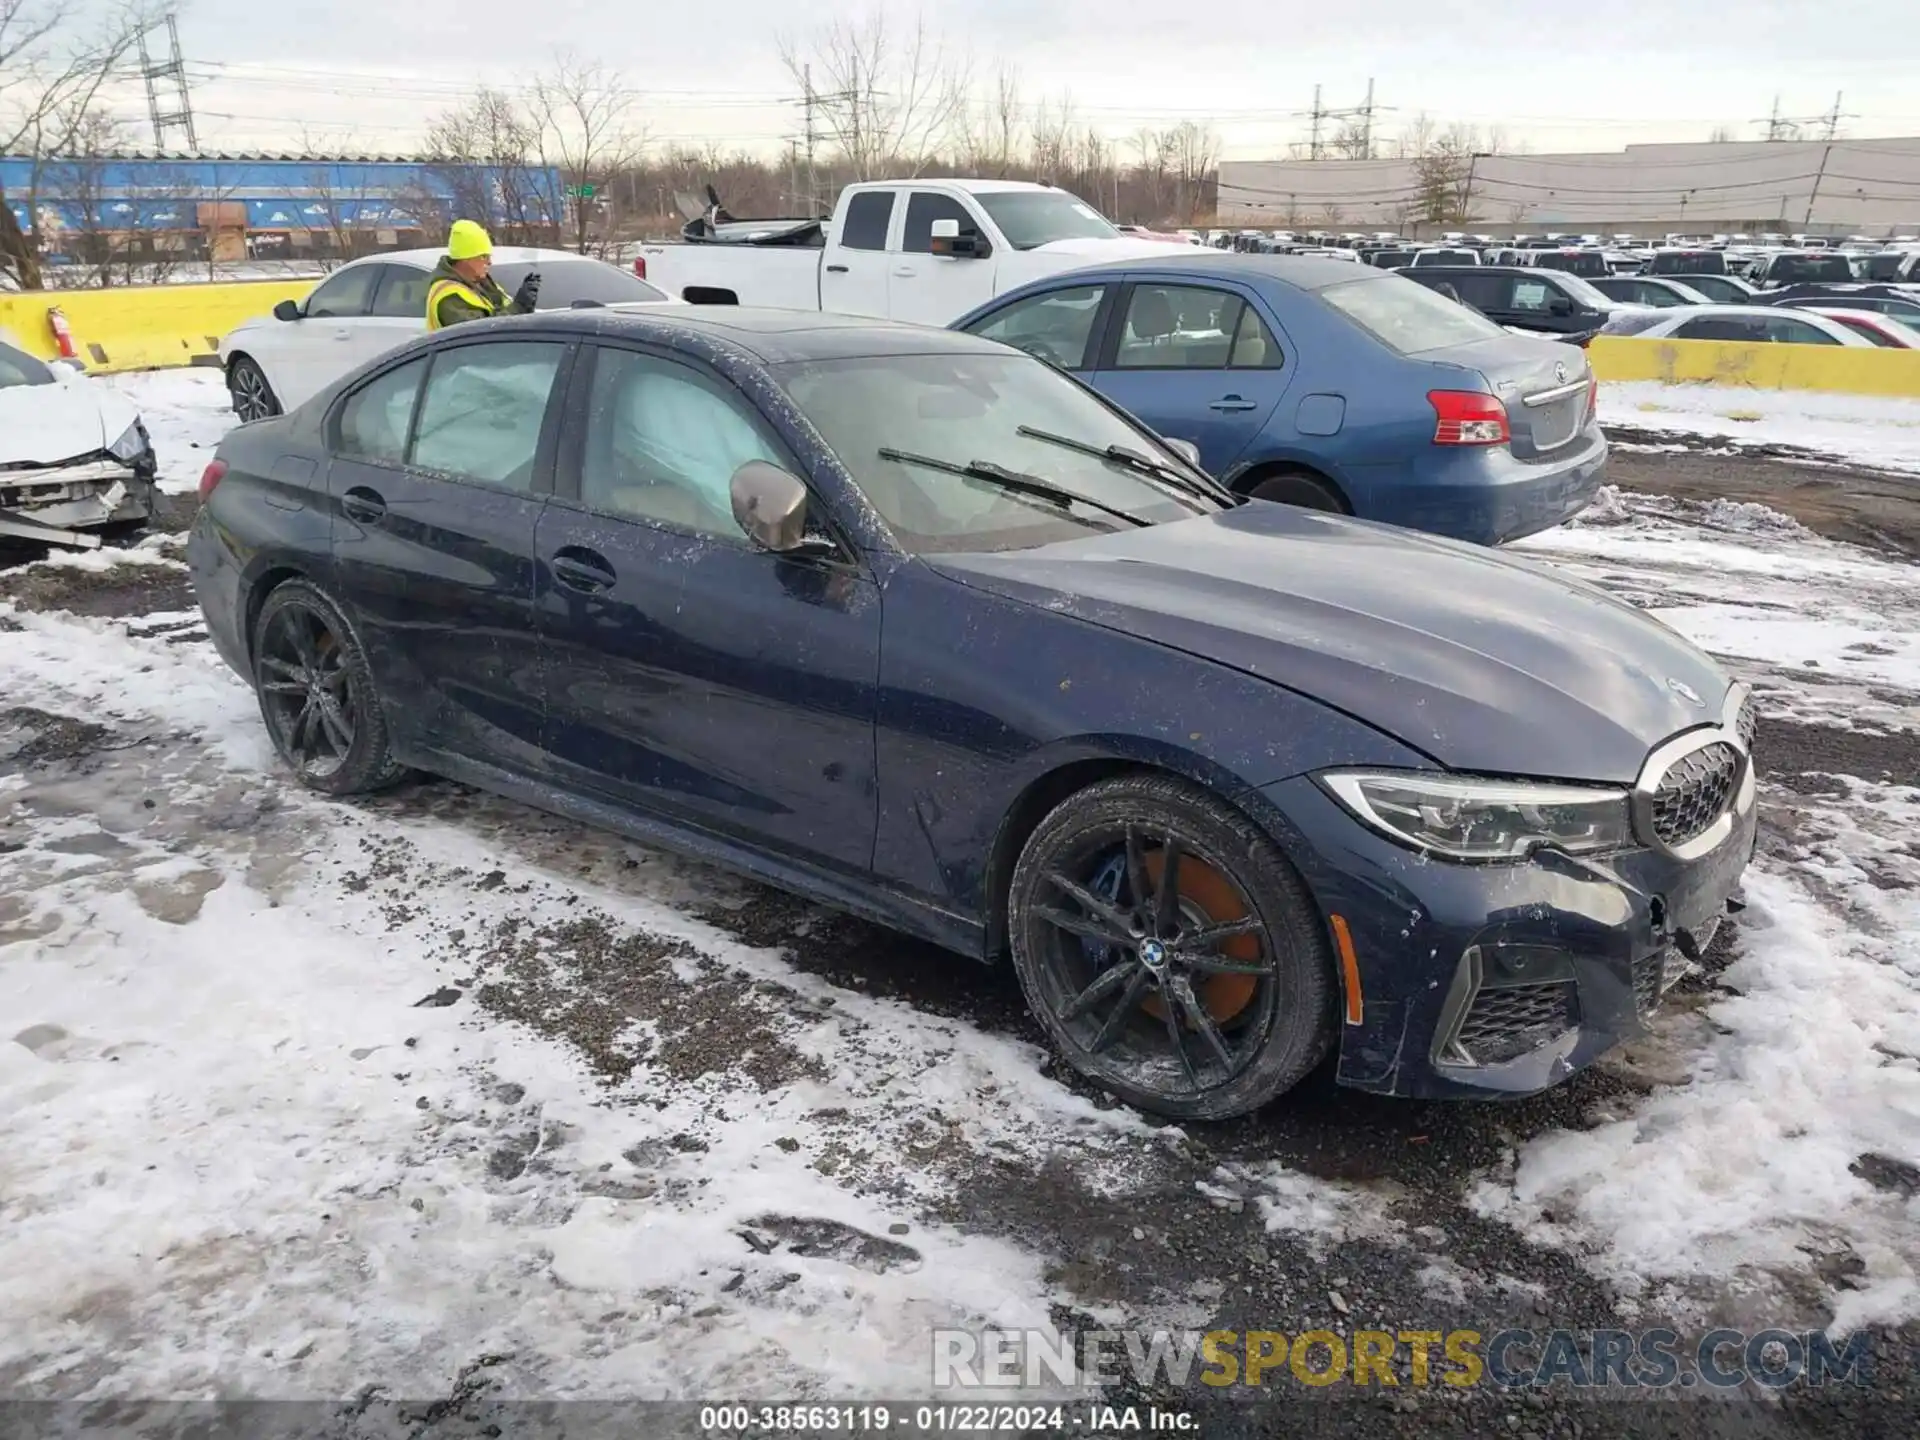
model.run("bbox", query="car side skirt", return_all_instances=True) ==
[417,746,990,963]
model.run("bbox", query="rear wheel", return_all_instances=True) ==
[228,356,281,423]
[250,581,406,795]
[1248,468,1348,513]
[1007,774,1337,1120]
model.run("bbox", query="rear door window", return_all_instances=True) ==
[369,264,430,318]
[1674,316,1765,341]
[1763,315,1842,344]
[838,191,895,251]
[1114,285,1244,369]
[334,357,425,464]
[410,341,569,489]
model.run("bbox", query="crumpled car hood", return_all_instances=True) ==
[0,381,138,466]
[928,503,1731,785]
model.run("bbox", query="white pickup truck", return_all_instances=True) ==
[636,179,1188,327]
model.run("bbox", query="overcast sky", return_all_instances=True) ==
[99,0,1920,160]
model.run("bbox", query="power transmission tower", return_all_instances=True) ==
[1754,96,1793,142]
[1357,78,1375,160]
[1816,91,1856,141]
[1307,84,1324,160]
[138,13,198,153]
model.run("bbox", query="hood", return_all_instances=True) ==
[927,504,1729,785]
[0,378,137,465]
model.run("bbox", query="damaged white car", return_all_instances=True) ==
[0,337,157,548]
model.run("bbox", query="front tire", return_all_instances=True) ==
[228,356,282,423]
[250,581,406,795]
[1007,774,1338,1120]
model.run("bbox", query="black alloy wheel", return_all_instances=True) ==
[228,357,282,423]
[1008,774,1337,1120]
[250,581,406,795]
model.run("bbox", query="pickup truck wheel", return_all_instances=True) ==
[1248,469,1349,513]
[228,356,281,422]
[1007,774,1337,1120]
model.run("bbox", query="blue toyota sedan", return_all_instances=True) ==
[952,255,1606,545]
[188,307,1751,1119]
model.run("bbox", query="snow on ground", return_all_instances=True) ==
[1601,381,1920,475]
[0,606,1128,1401]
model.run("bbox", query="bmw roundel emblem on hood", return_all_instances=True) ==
[1667,677,1705,707]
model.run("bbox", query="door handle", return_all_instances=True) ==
[1209,396,1259,412]
[550,547,616,593]
[826,264,849,273]
[340,486,386,522]
[333,328,353,341]
[892,266,917,278]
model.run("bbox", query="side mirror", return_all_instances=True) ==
[52,357,87,382]
[731,460,813,552]
[930,217,987,259]
[1549,295,1575,316]
[273,299,302,321]
[1161,437,1202,468]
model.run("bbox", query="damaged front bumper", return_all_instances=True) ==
[0,447,157,548]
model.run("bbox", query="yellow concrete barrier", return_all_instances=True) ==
[0,279,317,374]
[1588,335,1920,398]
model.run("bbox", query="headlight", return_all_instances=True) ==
[1319,770,1633,861]
[107,419,151,463]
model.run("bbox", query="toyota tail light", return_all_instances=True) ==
[1427,390,1510,446]
[198,458,228,502]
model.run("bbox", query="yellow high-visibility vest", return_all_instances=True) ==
[424,276,499,330]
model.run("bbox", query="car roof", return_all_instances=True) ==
[1048,252,1382,292]
[340,245,609,271]
[515,306,1016,363]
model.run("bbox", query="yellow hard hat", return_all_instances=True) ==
[447,219,492,261]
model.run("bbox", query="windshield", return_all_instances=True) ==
[773,352,1212,553]
[1320,274,1505,354]
[973,191,1119,250]
[492,258,667,307]
[1550,271,1615,308]
[0,341,54,388]
[1653,252,1728,275]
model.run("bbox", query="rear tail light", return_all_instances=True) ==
[198,458,227,502]
[1586,375,1599,421]
[633,255,647,280]
[1427,390,1510,446]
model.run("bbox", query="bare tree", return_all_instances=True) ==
[1328,120,1372,160]
[1400,114,1499,224]
[956,62,1021,178]
[1707,125,1735,144]
[1,0,161,287]
[529,51,644,254]
[777,11,968,181]
[424,86,556,244]
[1164,120,1219,223]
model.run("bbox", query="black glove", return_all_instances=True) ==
[512,272,541,312]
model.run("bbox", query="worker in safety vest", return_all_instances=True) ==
[425,220,541,330]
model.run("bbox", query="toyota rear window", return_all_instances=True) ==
[1320,274,1505,353]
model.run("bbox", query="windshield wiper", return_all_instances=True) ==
[1015,425,1236,506]
[877,448,1151,529]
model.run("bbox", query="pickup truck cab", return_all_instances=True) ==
[637,179,1182,326]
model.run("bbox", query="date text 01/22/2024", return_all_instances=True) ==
[697,1404,1197,1433]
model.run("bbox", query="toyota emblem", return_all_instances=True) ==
[1667,677,1705,707]
[1554,361,1568,383]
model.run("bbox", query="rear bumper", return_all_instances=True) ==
[186,505,250,678]
[1359,425,1607,546]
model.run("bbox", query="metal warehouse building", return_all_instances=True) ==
[1219,137,1920,235]
[1,153,562,263]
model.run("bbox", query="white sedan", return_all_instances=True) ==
[1,336,156,549]
[1599,304,1876,346]
[217,246,679,421]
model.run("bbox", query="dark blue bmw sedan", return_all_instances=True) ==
[187,306,1755,1118]
[951,255,1607,546]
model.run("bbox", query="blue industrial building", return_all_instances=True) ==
[1,153,564,260]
